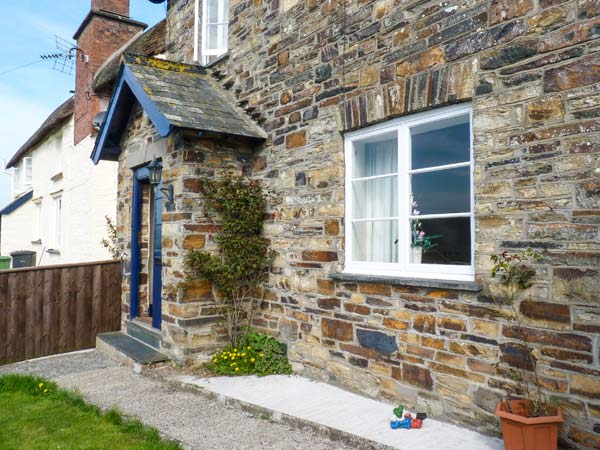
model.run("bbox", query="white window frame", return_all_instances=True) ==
[52,195,62,249]
[194,0,229,65]
[343,103,474,282]
[12,157,33,197]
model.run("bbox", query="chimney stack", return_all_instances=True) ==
[73,0,145,145]
[91,0,130,16]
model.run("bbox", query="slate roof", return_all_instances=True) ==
[92,55,266,163]
[6,97,74,169]
[129,56,265,138]
[93,19,166,94]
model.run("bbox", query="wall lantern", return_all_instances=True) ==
[147,157,174,205]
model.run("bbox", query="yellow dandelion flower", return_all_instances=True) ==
[247,346,251,350]
[250,358,255,363]
[259,353,264,357]
[230,363,234,367]
[241,353,246,357]
[235,367,239,372]
[38,383,44,388]
[43,389,48,393]
[234,348,238,352]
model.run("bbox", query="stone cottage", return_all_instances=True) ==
[93,0,600,447]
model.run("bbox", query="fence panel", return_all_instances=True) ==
[0,260,121,365]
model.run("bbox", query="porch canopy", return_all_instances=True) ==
[91,54,266,164]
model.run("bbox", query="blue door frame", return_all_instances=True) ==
[130,166,162,329]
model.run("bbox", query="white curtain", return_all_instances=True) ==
[352,139,398,263]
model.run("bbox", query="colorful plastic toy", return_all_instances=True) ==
[411,419,423,429]
[399,418,412,429]
[390,408,425,430]
[393,405,404,418]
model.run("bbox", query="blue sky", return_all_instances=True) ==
[0,0,166,206]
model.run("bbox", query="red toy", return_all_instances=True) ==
[411,419,423,429]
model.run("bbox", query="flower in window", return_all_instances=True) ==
[410,199,441,251]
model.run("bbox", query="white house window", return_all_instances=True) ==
[12,157,33,197]
[52,195,62,249]
[344,104,473,281]
[195,0,229,65]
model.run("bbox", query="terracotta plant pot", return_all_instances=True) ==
[496,400,563,450]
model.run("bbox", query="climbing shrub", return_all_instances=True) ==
[184,177,275,347]
[207,329,292,376]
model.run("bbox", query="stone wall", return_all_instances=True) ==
[116,101,256,359]
[156,0,599,447]
[158,130,255,360]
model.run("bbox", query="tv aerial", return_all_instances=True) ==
[40,35,87,76]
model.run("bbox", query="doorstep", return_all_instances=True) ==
[165,374,504,450]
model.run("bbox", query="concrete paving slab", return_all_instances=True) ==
[173,374,504,450]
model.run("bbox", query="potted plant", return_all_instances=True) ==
[490,249,563,450]
[410,199,441,264]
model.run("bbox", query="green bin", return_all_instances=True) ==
[0,256,10,270]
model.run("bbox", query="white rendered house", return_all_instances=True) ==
[0,0,153,268]
[0,97,118,267]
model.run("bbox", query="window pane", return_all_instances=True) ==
[353,134,397,178]
[13,166,20,193]
[411,166,470,215]
[410,217,471,265]
[352,220,398,263]
[207,0,219,22]
[217,23,228,49]
[218,0,229,22]
[206,24,219,50]
[352,176,397,219]
[411,114,470,170]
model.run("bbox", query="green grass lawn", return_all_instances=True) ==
[0,374,182,450]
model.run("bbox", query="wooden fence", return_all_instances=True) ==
[0,260,121,365]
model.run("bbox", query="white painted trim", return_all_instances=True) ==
[343,103,474,281]
[351,172,398,183]
[409,160,470,174]
[193,0,200,62]
[199,0,229,65]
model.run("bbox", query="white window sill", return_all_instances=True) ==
[331,271,481,292]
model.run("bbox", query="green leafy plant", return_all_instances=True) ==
[490,248,558,417]
[207,329,292,376]
[101,215,119,259]
[184,177,275,347]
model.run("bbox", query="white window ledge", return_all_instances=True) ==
[330,272,482,292]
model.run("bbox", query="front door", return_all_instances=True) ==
[130,166,163,330]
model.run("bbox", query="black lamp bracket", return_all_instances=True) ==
[159,184,174,204]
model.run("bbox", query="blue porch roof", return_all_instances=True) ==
[0,190,33,216]
[91,55,266,164]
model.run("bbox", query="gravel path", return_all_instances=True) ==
[0,351,355,450]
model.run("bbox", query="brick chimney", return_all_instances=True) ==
[73,0,146,145]
[92,0,130,15]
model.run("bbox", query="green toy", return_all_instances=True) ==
[393,405,404,418]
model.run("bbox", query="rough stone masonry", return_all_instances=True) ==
[113,1,600,448]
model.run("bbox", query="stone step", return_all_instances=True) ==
[126,320,162,350]
[97,332,169,367]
